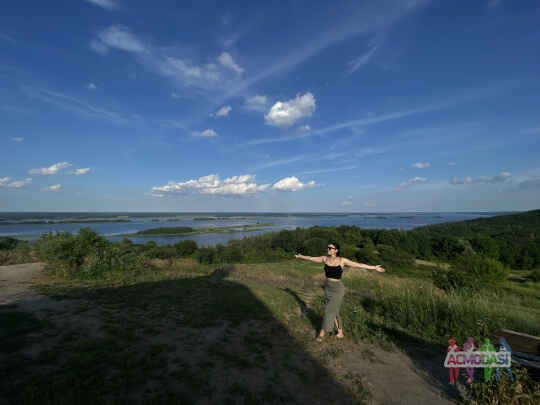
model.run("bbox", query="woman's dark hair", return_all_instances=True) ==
[328,241,341,256]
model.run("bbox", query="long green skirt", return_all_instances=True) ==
[322,279,345,332]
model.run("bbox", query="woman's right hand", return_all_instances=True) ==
[295,254,301,259]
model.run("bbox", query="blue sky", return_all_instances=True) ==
[1,0,539,212]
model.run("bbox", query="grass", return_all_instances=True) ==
[3,258,539,404]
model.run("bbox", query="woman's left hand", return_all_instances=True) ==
[374,265,386,273]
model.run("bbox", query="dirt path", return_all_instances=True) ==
[0,262,68,311]
[1,263,461,404]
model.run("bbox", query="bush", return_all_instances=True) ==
[196,246,217,264]
[0,237,21,250]
[433,255,509,292]
[355,248,378,265]
[173,240,198,257]
[376,244,415,267]
[530,268,540,283]
[302,237,327,257]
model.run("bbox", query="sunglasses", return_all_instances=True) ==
[327,246,336,250]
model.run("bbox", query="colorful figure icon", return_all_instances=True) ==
[480,338,496,382]
[463,337,476,383]
[496,337,514,382]
[447,338,460,384]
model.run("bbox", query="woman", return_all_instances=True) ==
[294,242,385,341]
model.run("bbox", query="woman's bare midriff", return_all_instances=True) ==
[326,277,341,282]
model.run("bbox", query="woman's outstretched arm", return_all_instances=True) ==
[342,258,386,272]
[294,254,325,263]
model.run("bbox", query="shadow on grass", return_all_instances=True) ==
[282,287,323,332]
[2,268,366,405]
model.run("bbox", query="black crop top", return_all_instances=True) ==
[324,261,343,280]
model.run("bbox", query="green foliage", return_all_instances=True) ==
[433,255,509,292]
[530,268,540,283]
[355,248,379,264]
[0,237,21,250]
[196,246,217,264]
[136,226,195,235]
[173,240,198,257]
[302,237,327,257]
[376,244,415,267]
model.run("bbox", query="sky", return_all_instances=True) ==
[1,0,539,212]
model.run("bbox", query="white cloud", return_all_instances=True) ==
[265,93,316,129]
[86,83,97,90]
[0,177,32,188]
[152,174,269,196]
[399,176,427,188]
[85,0,119,11]
[297,125,311,133]
[12,137,24,142]
[218,52,244,75]
[170,92,181,99]
[244,95,268,112]
[68,168,91,176]
[192,129,218,137]
[92,25,148,55]
[364,200,377,207]
[342,200,353,206]
[450,171,512,185]
[272,176,315,192]
[28,162,72,175]
[411,162,430,168]
[448,162,457,166]
[216,105,232,117]
[42,184,61,192]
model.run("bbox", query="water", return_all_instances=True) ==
[0,212,517,247]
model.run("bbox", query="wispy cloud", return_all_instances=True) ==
[450,171,512,185]
[85,0,119,11]
[29,162,72,175]
[0,33,15,43]
[67,168,91,176]
[487,0,501,9]
[250,155,307,171]
[0,177,32,188]
[448,162,457,166]
[399,176,427,188]
[347,38,380,73]
[42,184,61,192]
[86,83,97,90]
[22,87,127,123]
[215,105,232,117]
[299,165,357,175]
[411,162,430,168]
[11,137,24,142]
[244,95,269,112]
[218,52,244,75]
[192,129,218,137]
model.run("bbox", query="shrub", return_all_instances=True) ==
[530,268,540,283]
[376,244,415,267]
[196,246,217,264]
[173,240,198,257]
[355,248,379,264]
[433,255,509,292]
[0,237,21,250]
[302,237,327,257]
